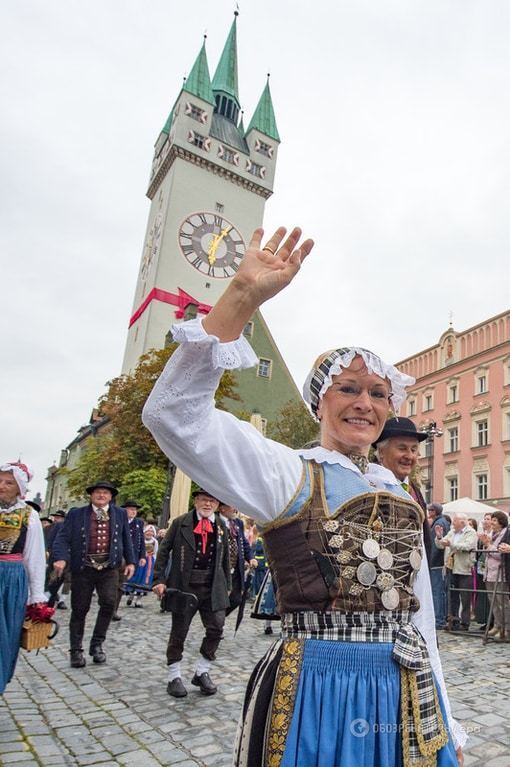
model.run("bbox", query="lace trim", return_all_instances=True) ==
[172,318,258,370]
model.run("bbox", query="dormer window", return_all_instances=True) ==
[256,139,273,158]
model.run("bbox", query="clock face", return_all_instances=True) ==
[178,212,245,278]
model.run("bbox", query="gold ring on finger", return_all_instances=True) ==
[263,246,276,255]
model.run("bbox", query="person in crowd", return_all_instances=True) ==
[44,510,67,608]
[40,517,53,530]
[243,518,258,548]
[435,513,477,632]
[126,524,159,607]
[152,489,231,698]
[113,500,146,620]
[142,226,465,766]
[427,503,450,630]
[250,533,268,599]
[52,480,135,668]
[0,463,46,694]
[479,511,510,639]
[372,417,432,564]
[218,503,257,615]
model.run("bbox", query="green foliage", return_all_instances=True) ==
[266,399,320,449]
[117,468,168,518]
[66,344,240,499]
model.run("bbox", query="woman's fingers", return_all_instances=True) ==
[261,226,288,254]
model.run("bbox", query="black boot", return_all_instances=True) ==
[89,641,106,664]
[70,650,86,668]
[167,678,188,698]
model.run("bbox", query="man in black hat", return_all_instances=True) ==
[373,417,432,564]
[113,500,146,619]
[52,481,136,668]
[152,488,231,698]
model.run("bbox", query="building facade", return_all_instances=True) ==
[396,310,510,509]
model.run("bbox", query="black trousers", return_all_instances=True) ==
[225,569,243,616]
[166,581,225,664]
[69,567,119,650]
[449,573,472,627]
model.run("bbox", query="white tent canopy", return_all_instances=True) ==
[442,497,503,522]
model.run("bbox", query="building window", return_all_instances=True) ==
[476,473,488,500]
[189,103,206,122]
[423,394,433,412]
[477,419,488,447]
[408,399,416,417]
[257,140,272,157]
[506,412,510,441]
[424,440,433,458]
[221,146,236,164]
[243,321,254,338]
[215,202,224,213]
[257,358,272,378]
[448,427,458,453]
[448,477,458,502]
[249,162,264,178]
[447,383,458,403]
[504,357,510,386]
[477,375,487,394]
[192,132,206,149]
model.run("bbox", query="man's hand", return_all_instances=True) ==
[249,559,258,568]
[434,525,444,539]
[53,560,66,576]
[124,564,135,579]
[153,583,166,598]
[498,542,510,553]
[138,558,146,567]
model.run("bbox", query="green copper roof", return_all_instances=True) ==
[212,15,239,104]
[247,77,280,142]
[238,114,245,137]
[183,38,215,104]
[161,107,174,135]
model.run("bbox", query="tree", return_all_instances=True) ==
[266,399,320,449]
[117,468,168,518]
[66,344,240,498]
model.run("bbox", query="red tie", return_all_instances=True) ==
[194,517,213,552]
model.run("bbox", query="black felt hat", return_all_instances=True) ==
[26,500,41,513]
[51,510,66,518]
[191,488,219,501]
[122,500,141,509]
[372,417,428,447]
[86,480,118,497]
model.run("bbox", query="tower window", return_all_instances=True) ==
[221,146,236,164]
[249,162,265,179]
[189,103,206,122]
[257,140,272,157]
[191,132,206,149]
[257,358,272,379]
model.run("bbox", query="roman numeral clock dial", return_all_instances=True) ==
[178,212,245,278]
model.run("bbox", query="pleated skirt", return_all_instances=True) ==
[234,639,459,767]
[0,560,28,694]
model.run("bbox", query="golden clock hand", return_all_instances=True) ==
[207,234,220,265]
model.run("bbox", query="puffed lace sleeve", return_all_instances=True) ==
[411,547,467,750]
[142,318,303,522]
[24,510,48,604]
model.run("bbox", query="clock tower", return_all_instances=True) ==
[122,14,301,421]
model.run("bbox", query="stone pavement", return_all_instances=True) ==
[1,596,509,767]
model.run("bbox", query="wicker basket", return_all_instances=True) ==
[21,619,58,651]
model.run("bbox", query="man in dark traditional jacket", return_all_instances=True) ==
[218,503,257,615]
[52,481,135,668]
[153,489,231,698]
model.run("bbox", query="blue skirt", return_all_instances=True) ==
[0,560,28,694]
[280,640,458,767]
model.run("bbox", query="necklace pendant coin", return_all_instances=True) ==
[376,572,395,591]
[362,539,380,559]
[357,561,377,586]
[377,548,393,570]
[409,549,422,571]
[381,587,400,610]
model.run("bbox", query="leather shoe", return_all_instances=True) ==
[70,650,86,668]
[89,643,106,664]
[167,678,187,698]
[111,613,122,622]
[191,672,217,695]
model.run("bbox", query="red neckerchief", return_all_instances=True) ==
[194,515,214,552]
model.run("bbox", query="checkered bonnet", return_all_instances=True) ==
[302,347,415,418]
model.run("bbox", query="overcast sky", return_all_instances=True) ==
[2,1,509,499]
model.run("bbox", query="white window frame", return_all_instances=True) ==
[257,358,272,379]
[422,391,434,412]
[447,380,459,404]
[447,426,459,453]
[448,477,459,502]
[474,366,489,395]
[408,398,416,417]
[476,473,488,500]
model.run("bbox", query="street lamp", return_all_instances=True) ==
[420,421,443,503]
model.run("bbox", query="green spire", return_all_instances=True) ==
[247,76,280,142]
[212,14,239,105]
[183,36,215,104]
[238,111,245,137]
[161,107,174,136]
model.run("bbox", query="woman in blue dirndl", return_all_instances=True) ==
[0,463,47,694]
[142,227,466,767]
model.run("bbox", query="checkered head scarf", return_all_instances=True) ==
[303,347,415,418]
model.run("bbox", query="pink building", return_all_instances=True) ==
[396,310,510,509]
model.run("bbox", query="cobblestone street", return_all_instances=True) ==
[1,596,509,767]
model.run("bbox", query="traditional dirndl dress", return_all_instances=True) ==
[124,538,158,596]
[0,507,31,694]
